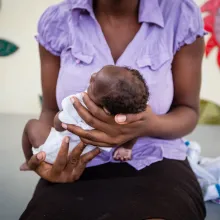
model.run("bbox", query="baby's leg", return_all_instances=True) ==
[113,138,137,161]
[21,119,51,170]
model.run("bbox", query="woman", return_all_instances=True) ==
[20,0,206,219]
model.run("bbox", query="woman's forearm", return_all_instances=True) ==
[150,105,199,139]
[39,110,57,127]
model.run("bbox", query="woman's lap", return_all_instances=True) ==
[20,159,206,220]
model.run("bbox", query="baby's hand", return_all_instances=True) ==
[54,111,65,131]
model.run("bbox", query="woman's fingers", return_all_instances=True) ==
[80,137,115,147]
[80,147,101,164]
[115,111,145,124]
[65,142,86,172]
[65,124,96,141]
[72,97,112,134]
[27,152,46,171]
[27,153,52,181]
[114,105,151,125]
[82,93,111,122]
[51,137,69,175]
[69,141,86,161]
[65,125,117,145]
[74,148,101,178]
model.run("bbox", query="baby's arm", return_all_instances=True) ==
[113,138,137,161]
[54,111,65,132]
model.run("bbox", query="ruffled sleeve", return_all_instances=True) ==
[174,0,207,54]
[35,3,69,56]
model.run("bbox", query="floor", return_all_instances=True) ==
[0,114,220,220]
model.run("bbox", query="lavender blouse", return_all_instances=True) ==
[36,0,206,170]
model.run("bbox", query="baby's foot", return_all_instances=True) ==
[20,162,31,171]
[113,147,132,161]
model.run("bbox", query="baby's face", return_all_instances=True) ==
[87,68,109,107]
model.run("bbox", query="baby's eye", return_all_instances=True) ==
[90,72,97,83]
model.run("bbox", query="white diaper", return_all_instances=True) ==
[32,128,99,164]
[32,92,111,164]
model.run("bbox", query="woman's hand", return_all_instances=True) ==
[61,93,159,147]
[24,137,100,183]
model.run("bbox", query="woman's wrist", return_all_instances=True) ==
[139,113,161,138]
[143,106,198,139]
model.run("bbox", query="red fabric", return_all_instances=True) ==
[202,0,220,68]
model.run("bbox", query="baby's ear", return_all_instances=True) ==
[103,107,111,115]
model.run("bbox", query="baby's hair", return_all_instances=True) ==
[100,66,149,115]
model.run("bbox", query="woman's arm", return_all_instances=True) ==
[117,38,205,139]
[146,37,204,139]
[38,45,60,126]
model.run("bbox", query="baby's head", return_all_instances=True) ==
[87,65,149,115]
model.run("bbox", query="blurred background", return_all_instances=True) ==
[0,0,220,219]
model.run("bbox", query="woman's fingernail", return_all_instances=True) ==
[81,92,85,98]
[62,123,67,129]
[37,152,43,160]
[65,137,69,144]
[116,115,126,123]
[70,97,75,104]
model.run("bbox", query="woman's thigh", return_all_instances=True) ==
[20,160,206,220]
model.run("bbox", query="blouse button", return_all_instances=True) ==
[76,59,81,64]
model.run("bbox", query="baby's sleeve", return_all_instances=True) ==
[173,0,207,54]
[35,4,69,56]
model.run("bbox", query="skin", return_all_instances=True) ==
[27,138,100,183]
[87,65,134,106]
[26,0,203,200]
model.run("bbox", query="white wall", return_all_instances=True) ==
[0,0,60,115]
[0,0,219,115]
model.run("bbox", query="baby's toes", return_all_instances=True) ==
[113,147,132,161]
[20,162,30,171]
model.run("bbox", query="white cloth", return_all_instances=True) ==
[186,140,220,204]
[33,93,112,164]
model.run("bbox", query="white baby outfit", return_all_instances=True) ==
[186,140,220,204]
[32,93,111,164]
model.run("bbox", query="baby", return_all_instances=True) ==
[21,65,149,169]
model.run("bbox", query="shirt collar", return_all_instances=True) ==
[66,0,164,28]
[66,0,93,13]
[139,0,164,28]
